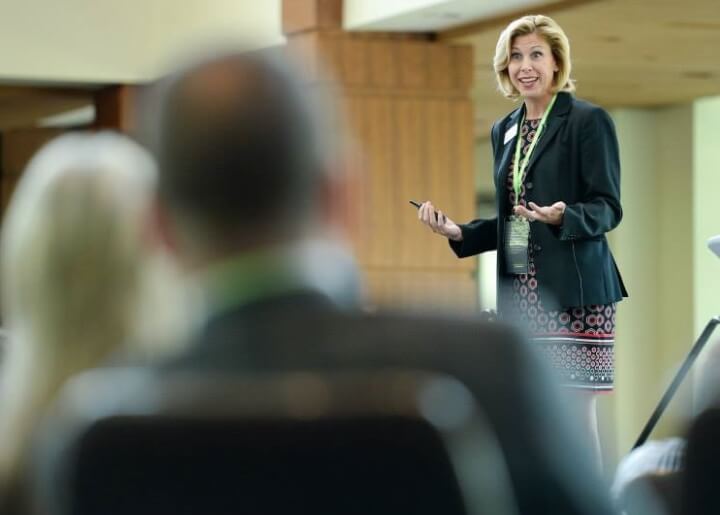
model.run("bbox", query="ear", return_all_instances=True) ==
[318,158,361,241]
[145,196,180,256]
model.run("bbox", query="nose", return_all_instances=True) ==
[520,58,532,72]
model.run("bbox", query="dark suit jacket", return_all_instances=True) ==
[450,92,628,311]
[161,291,613,515]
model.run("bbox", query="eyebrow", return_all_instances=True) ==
[510,45,545,51]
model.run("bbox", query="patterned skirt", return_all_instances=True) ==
[509,251,616,391]
[506,117,616,391]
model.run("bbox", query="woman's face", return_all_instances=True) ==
[507,32,558,103]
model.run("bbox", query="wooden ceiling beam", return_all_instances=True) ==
[0,86,93,130]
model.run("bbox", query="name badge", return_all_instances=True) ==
[504,124,518,145]
[504,215,530,274]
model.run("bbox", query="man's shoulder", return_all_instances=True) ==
[160,306,529,375]
[332,309,530,368]
[359,310,520,345]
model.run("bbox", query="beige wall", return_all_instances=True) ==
[657,105,694,380]
[474,137,496,309]
[608,105,696,460]
[474,138,494,195]
[608,108,663,459]
[691,97,720,413]
[0,0,284,82]
[692,97,720,336]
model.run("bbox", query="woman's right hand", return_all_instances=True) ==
[418,201,463,241]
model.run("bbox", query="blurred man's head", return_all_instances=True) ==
[147,49,348,267]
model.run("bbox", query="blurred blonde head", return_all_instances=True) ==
[0,131,183,485]
[1,132,155,350]
[494,14,575,100]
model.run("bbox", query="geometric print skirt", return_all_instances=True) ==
[510,253,616,392]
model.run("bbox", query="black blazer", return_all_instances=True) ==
[450,92,628,311]
[160,291,614,515]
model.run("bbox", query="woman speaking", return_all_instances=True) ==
[418,14,627,464]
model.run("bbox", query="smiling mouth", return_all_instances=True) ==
[518,77,539,87]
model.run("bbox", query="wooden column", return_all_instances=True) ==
[94,85,138,133]
[283,0,477,310]
[0,87,138,217]
[0,129,63,216]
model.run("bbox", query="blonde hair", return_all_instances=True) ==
[493,14,575,100]
[0,132,186,486]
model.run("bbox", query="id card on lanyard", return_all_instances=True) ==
[504,94,557,275]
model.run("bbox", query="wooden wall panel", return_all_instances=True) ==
[368,40,397,88]
[395,98,427,269]
[454,46,474,92]
[450,100,477,223]
[363,97,395,267]
[399,42,428,89]
[343,95,369,264]
[364,268,477,311]
[341,38,368,87]
[1,128,62,217]
[425,99,453,267]
[427,45,453,91]
[346,95,370,263]
[344,94,476,272]
[341,43,476,308]
[282,1,477,309]
[93,86,137,133]
[282,0,342,35]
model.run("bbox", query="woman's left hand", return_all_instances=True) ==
[514,201,566,226]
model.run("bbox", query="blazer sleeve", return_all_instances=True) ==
[448,218,498,257]
[555,107,622,241]
[448,120,500,258]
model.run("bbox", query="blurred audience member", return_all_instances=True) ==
[0,132,187,500]
[612,338,720,514]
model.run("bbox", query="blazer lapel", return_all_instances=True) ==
[526,92,572,173]
[495,105,524,184]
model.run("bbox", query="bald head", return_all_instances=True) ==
[151,50,341,254]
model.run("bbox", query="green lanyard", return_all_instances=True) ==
[512,94,557,205]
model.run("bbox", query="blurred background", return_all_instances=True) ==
[0,0,717,475]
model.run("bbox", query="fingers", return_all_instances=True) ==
[437,210,446,227]
[418,201,433,223]
[528,202,554,217]
[419,201,440,233]
[418,201,455,237]
[424,202,440,230]
[430,212,447,235]
[522,201,564,225]
[513,204,537,222]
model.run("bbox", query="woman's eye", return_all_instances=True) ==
[511,53,521,60]
[532,51,543,58]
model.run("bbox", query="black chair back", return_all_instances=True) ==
[683,407,720,515]
[32,369,516,515]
